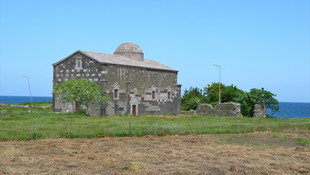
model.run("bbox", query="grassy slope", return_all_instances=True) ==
[15,101,52,106]
[0,106,309,141]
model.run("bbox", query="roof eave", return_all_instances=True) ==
[53,50,179,73]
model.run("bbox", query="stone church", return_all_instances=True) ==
[52,42,181,116]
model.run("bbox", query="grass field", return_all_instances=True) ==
[0,105,309,141]
[11,101,52,106]
[1,105,310,174]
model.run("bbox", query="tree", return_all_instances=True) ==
[181,83,279,117]
[204,83,242,105]
[221,85,244,103]
[234,88,279,117]
[53,78,110,112]
[181,87,206,111]
[203,83,280,117]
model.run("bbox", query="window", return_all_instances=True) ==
[76,58,82,69]
[151,85,157,100]
[114,89,118,99]
[113,82,120,99]
[168,91,171,100]
[152,91,155,99]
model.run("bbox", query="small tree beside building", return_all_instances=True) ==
[53,78,110,113]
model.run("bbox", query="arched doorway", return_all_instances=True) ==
[130,97,139,116]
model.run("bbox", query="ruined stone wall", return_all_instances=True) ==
[195,104,213,116]
[53,52,181,115]
[196,102,243,117]
[253,104,266,117]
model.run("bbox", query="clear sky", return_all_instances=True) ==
[0,0,309,102]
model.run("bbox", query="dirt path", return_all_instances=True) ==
[0,132,309,174]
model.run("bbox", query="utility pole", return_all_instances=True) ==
[213,64,221,104]
[22,75,32,103]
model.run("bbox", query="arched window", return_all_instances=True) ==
[113,82,120,99]
[76,57,82,69]
[114,89,118,99]
[167,86,172,100]
[151,86,157,100]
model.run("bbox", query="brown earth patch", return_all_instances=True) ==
[0,132,309,174]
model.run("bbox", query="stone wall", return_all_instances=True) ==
[253,104,266,117]
[196,102,243,117]
[53,52,181,116]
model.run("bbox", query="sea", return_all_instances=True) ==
[266,102,310,119]
[0,96,309,119]
[0,96,52,105]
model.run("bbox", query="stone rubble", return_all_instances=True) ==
[196,102,243,117]
[253,104,266,117]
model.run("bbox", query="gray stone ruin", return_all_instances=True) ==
[196,102,243,117]
[253,104,266,117]
[196,102,267,117]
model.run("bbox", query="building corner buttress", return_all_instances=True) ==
[175,84,182,114]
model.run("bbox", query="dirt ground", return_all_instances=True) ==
[0,131,309,175]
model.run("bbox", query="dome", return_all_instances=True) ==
[114,42,144,61]
[115,42,143,53]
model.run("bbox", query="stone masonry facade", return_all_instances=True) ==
[52,43,181,116]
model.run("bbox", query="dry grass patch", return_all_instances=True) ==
[1,131,309,174]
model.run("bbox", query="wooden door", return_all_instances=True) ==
[132,105,136,116]
[75,102,80,111]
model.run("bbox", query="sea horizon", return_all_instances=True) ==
[0,95,52,97]
[0,95,53,105]
[1,95,309,103]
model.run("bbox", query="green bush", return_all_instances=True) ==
[74,110,89,116]
[181,87,206,111]
[211,102,218,107]
[182,83,279,117]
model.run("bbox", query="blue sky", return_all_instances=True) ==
[0,0,309,102]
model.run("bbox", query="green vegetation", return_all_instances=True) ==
[181,87,206,111]
[17,101,52,106]
[296,138,310,146]
[53,78,110,111]
[182,83,279,117]
[0,106,309,141]
[234,87,279,117]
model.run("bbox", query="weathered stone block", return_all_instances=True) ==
[253,104,266,117]
[196,102,242,117]
[196,104,213,116]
